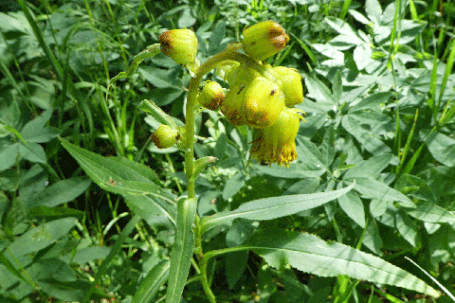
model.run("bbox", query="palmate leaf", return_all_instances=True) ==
[241,229,440,298]
[200,183,355,234]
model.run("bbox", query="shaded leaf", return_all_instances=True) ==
[245,229,439,297]
[132,260,170,303]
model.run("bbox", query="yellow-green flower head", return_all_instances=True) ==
[220,80,248,126]
[251,108,302,166]
[273,66,304,107]
[243,76,285,128]
[220,64,257,126]
[198,80,225,110]
[152,124,179,149]
[242,21,290,61]
[159,29,198,65]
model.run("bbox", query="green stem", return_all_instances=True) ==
[184,49,263,303]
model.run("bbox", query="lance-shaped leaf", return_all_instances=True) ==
[60,138,176,225]
[132,260,170,303]
[242,229,439,297]
[200,183,354,234]
[166,197,197,303]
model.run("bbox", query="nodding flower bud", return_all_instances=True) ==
[152,125,179,149]
[220,64,257,126]
[220,81,248,126]
[242,21,289,61]
[273,66,304,107]
[251,108,302,166]
[243,77,285,128]
[198,80,225,110]
[159,29,198,66]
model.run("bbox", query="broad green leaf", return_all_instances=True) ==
[225,220,255,289]
[124,195,176,229]
[325,17,362,44]
[200,183,355,234]
[349,92,392,113]
[20,109,60,143]
[365,0,382,24]
[296,136,326,169]
[344,153,393,179]
[39,279,107,302]
[424,131,455,167]
[245,229,439,297]
[348,9,371,25]
[369,199,387,218]
[338,189,365,228]
[138,66,175,88]
[70,246,111,264]
[406,202,455,224]
[208,21,226,54]
[27,176,91,209]
[28,258,76,282]
[59,138,175,204]
[321,126,336,167]
[225,251,248,289]
[132,260,170,303]
[8,218,77,257]
[353,44,374,70]
[0,143,18,172]
[346,177,415,208]
[222,172,246,200]
[342,115,391,155]
[19,142,46,163]
[304,74,335,103]
[254,163,321,179]
[395,212,419,247]
[166,198,197,303]
[363,219,383,254]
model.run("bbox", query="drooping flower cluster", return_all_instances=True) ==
[154,21,305,166]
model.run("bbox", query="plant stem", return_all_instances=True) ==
[184,49,263,303]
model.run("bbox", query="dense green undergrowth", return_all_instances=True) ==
[1,0,455,302]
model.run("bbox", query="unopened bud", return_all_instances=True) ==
[152,125,179,149]
[243,77,285,128]
[160,29,198,65]
[198,81,225,110]
[220,81,248,126]
[242,21,289,61]
[273,66,303,107]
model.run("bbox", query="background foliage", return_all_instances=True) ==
[1,0,455,302]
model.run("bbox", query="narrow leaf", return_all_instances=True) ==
[132,260,170,303]
[200,183,355,234]
[247,229,439,297]
[406,202,455,224]
[166,198,197,303]
[338,189,365,228]
[346,177,415,208]
[28,176,91,209]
